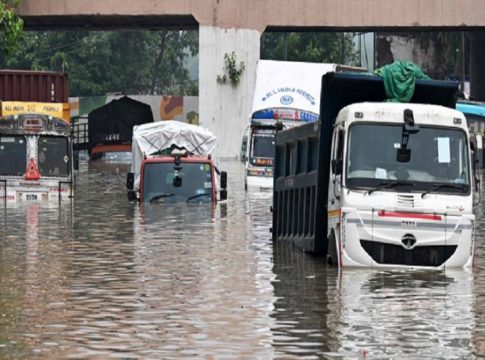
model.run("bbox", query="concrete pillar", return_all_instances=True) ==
[469,32,485,101]
[199,26,261,159]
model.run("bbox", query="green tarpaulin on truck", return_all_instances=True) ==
[374,60,430,103]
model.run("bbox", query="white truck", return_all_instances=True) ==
[272,72,479,268]
[127,121,227,204]
[245,60,340,190]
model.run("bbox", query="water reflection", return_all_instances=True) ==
[332,269,474,359]
[271,240,338,358]
[472,171,485,358]
[0,201,75,358]
[0,160,483,359]
[271,242,476,359]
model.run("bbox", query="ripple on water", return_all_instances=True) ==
[0,161,484,359]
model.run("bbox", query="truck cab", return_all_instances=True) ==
[137,152,226,204]
[126,121,227,205]
[0,109,75,202]
[328,103,475,267]
[245,60,339,191]
[245,121,277,190]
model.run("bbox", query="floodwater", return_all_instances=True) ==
[0,159,484,359]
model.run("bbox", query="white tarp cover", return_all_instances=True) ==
[251,60,338,116]
[131,120,217,191]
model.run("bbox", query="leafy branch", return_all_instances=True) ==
[0,0,24,56]
[217,51,245,86]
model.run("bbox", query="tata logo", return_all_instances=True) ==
[280,95,293,105]
[401,233,417,250]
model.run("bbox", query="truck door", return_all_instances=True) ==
[329,127,344,208]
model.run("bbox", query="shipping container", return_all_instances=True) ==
[0,70,69,103]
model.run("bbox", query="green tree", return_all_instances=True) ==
[0,0,23,56]
[1,30,198,97]
[261,32,358,65]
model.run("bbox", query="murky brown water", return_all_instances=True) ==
[0,159,484,359]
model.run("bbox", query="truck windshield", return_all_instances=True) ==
[0,135,26,175]
[250,129,275,166]
[346,124,470,194]
[38,136,69,177]
[142,162,213,203]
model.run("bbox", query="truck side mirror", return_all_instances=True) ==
[472,149,480,190]
[220,171,227,189]
[173,175,182,187]
[397,109,417,163]
[470,141,476,152]
[127,190,138,202]
[331,159,342,175]
[404,109,420,134]
[397,148,411,163]
[220,189,227,201]
[73,151,79,171]
[127,172,134,190]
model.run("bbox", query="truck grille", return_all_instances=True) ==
[396,194,416,208]
[360,240,457,267]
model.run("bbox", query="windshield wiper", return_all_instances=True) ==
[149,193,174,203]
[367,180,416,195]
[186,193,211,202]
[421,183,466,198]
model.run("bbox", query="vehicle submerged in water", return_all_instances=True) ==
[273,71,479,269]
[0,70,75,202]
[0,110,75,202]
[72,96,154,165]
[244,60,365,191]
[127,121,227,204]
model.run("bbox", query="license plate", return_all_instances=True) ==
[19,192,43,201]
[26,194,38,201]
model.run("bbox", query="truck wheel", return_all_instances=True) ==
[327,231,339,266]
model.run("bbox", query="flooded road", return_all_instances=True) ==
[0,159,484,359]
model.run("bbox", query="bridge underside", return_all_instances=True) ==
[22,15,198,30]
[22,15,485,33]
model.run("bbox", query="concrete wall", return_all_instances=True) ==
[199,26,260,158]
[375,34,445,78]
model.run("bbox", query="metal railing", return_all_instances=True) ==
[58,180,73,201]
[71,116,89,151]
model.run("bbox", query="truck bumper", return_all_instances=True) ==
[0,183,71,202]
[338,208,474,269]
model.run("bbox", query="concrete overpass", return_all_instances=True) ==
[18,0,485,157]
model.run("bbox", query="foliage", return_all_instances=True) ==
[0,0,24,56]
[0,30,198,97]
[261,32,358,66]
[217,51,245,85]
